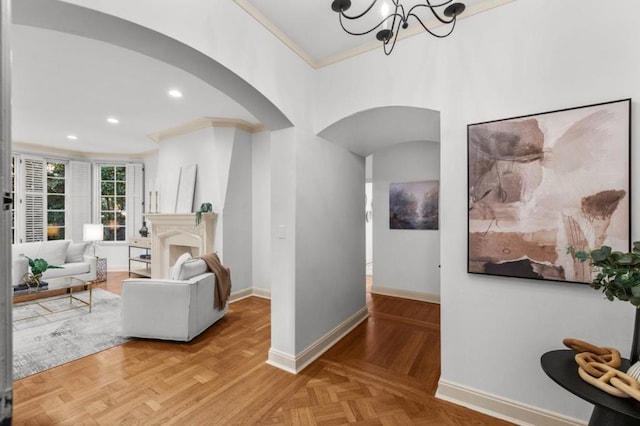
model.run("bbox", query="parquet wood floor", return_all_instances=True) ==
[12,272,513,425]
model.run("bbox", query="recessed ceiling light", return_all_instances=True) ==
[168,89,183,98]
[67,134,78,140]
[107,117,120,124]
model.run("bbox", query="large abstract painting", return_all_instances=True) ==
[468,99,631,283]
[390,180,439,230]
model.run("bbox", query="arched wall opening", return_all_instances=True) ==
[318,106,442,303]
[6,0,298,374]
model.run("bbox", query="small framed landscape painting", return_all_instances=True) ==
[467,98,631,284]
[389,180,439,230]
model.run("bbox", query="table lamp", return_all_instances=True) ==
[83,223,104,257]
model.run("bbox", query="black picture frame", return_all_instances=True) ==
[467,98,631,284]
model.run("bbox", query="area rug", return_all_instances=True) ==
[13,288,130,380]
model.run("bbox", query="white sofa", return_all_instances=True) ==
[121,258,228,341]
[12,239,97,286]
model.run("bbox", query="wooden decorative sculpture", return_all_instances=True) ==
[563,337,640,401]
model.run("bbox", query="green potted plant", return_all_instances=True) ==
[23,256,63,287]
[571,242,640,307]
[195,202,213,226]
[570,242,640,364]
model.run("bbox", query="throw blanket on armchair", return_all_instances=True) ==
[198,252,232,310]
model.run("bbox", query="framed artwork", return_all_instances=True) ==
[468,99,631,283]
[389,180,439,230]
[175,164,197,213]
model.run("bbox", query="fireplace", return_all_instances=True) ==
[144,213,217,278]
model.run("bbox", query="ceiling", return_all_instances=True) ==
[234,0,515,67]
[11,24,259,157]
[11,0,514,157]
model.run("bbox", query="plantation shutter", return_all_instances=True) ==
[23,157,46,242]
[126,163,144,240]
[92,163,101,224]
[69,161,92,242]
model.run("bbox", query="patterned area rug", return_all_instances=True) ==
[13,288,130,380]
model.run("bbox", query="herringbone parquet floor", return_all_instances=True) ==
[12,272,513,425]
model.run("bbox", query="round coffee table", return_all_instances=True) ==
[541,349,640,426]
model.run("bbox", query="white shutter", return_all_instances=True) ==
[12,154,23,243]
[126,163,144,240]
[23,157,45,242]
[92,162,101,224]
[69,161,91,242]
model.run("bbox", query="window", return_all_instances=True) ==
[94,163,143,243]
[99,165,127,241]
[13,155,80,244]
[13,155,142,244]
[46,161,66,240]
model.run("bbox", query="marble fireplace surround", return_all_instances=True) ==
[144,212,217,279]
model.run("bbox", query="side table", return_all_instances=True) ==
[541,349,640,426]
[96,257,107,282]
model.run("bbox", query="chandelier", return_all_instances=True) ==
[330,0,466,55]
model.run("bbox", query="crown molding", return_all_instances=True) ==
[234,0,518,69]
[11,141,154,160]
[147,117,266,142]
[233,0,316,68]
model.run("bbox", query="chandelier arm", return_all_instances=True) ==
[383,22,401,55]
[339,12,404,37]
[409,13,457,38]
[390,2,403,31]
[424,0,457,8]
[408,3,455,25]
[331,0,463,55]
[339,0,382,20]
[395,1,407,21]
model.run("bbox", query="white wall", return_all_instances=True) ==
[93,243,128,271]
[372,141,440,299]
[365,182,372,265]
[294,133,366,353]
[153,126,236,262]
[222,129,253,292]
[252,130,271,291]
[143,152,158,214]
[270,128,298,356]
[439,3,639,420]
[315,0,640,421]
[269,127,366,358]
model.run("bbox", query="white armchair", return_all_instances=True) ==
[121,258,228,341]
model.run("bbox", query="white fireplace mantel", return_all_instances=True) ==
[144,212,217,278]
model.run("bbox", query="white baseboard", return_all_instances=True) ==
[371,285,440,304]
[229,288,252,302]
[266,348,297,374]
[267,306,369,374]
[225,287,272,303]
[436,379,586,426]
[251,287,271,299]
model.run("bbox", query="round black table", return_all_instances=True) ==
[541,350,640,426]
